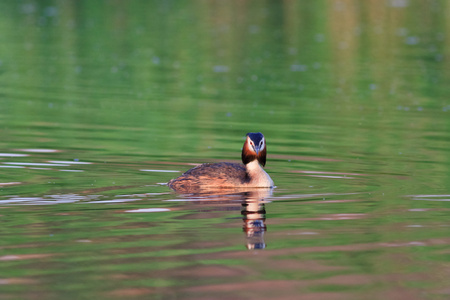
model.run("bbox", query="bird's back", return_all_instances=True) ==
[168,162,248,192]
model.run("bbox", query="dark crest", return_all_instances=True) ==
[241,132,267,166]
[247,132,264,145]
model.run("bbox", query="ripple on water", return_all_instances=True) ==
[88,199,142,204]
[16,149,60,153]
[0,165,25,168]
[271,192,362,201]
[408,194,450,201]
[125,208,171,213]
[0,182,21,187]
[140,169,180,172]
[0,153,29,157]
[0,193,173,206]
[2,162,70,167]
[0,253,54,261]
[48,160,93,165]
[0,278,37,285]
[0,194,98,205]
[291,170,368,179]
[1,157,91,172]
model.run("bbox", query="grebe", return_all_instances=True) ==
[168,132,274,191]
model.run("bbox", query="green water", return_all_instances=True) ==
[1,1,449,299]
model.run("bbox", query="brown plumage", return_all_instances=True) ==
[168,132,274,193]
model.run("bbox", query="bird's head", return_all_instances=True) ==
[241,132,267,166]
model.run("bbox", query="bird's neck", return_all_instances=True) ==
[245,160,273,187]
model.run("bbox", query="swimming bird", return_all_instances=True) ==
[168,132,274,192]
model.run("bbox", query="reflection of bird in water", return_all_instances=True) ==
[168,132,274,193]
[170,188,272,250]
[241,189,271,250]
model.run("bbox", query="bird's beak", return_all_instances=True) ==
[254,146,260,155]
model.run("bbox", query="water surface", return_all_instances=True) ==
[0,1,449,299]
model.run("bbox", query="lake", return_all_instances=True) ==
[0,1,449,299]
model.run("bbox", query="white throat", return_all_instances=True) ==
[245,160,274,187]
